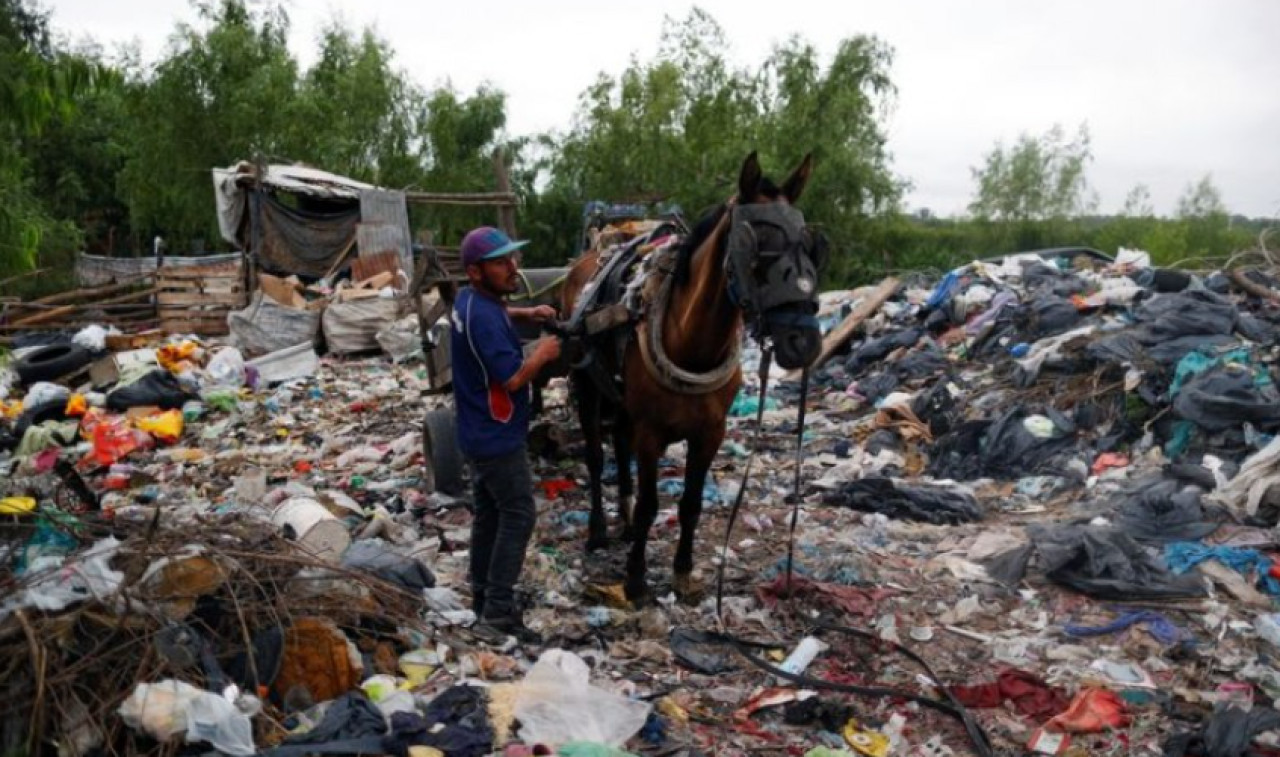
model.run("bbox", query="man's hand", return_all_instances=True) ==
[530,335,561,362]
[510,304,557,323]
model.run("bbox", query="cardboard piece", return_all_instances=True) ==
[259,273,307,309]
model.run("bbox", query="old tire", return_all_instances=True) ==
[14,344,92,385]
[423,407,465,496]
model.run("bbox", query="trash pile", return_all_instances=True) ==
[6,245,1280,756]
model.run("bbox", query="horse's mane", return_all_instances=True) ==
[674,177,781,286]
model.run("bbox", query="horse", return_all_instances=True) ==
[561,152,826,603]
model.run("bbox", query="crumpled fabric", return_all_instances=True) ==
[1173,366,1280,432]
[1164,542,1280,594]
[1063,610,1183,645]
[340,539,436,591]
[756,574,892,616]
[1045,688,1130,733]
[821,476,982,525]
[1018,524,1208,600]
[1112,477,1224,544]
[1162,706,1280,757]
[949,668,1070,720]
[383,684,492,757]
[282,691,386,744]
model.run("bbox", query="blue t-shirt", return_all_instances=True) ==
[450,287,530,460]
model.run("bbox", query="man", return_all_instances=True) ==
[451,226,561,643]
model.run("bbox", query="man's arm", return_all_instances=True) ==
[502,337,561,392]
[507,304,557,323]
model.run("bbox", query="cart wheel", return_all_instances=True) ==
[423,407,465,495]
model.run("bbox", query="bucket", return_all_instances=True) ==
[272,497,350,562]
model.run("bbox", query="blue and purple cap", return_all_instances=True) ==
[460,226,530,267]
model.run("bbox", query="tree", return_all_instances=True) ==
[0,0,95,275]
[1121,184,1154,217]
[1176,174,1227,219]
[969,123,1096,224]
[530,8,901,274]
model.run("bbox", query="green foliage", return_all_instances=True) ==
[969,123,1097,234]
[528,8,901,274]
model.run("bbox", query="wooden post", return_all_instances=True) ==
[492,148,517,239]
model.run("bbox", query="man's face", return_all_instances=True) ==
[468,252,520,295]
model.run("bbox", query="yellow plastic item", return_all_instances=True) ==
[157,341,198,371]
[0,496,37,515]
[842,720,890,757]
[1,399,23,419]
[135,409,184,444]
[65,394,87,417]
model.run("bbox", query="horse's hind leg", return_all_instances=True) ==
[613,408,634,540]
[577,376,609,552]
[673,430,722,602]
[625,431,662,604]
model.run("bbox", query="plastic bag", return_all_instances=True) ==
[118,679,254,755]
[513,649,651,747]
[73,324,109,352]
[135,409,184,444]
[206,347,246,389]
[89,414,153,466]
[375,315,424,363]
[106,369,193,411]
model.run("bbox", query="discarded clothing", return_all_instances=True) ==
[756,574,892,617]
[822,476,982,525]
[282,691,386,744]
[384,685,493,757]
[929,407,1077,481]
[1063,610,1183,645]
[1164,542,1280,594]
[1163,706,1280,757]
[341,538,437,591]
[1173,366,1280,432]
[1045,688,1130,733]
[1016,524,1207,600]
[1112,477,1223,544]
[949,668,1070,720]
[670,627,737,674]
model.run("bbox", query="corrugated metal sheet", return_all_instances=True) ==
[358,189,413,276]
[76,253,241,287]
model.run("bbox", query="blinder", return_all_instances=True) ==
[724,202,826,333]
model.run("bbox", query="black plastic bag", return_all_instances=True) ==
[846,328,922,375]
[105,369,194,411]
[1027,523,1206,600]
[929,406,1077,481]
[1111,476,1224,543]
[1137,290,1238,339]
[1173,366,1280,432]
[823,477,982,525]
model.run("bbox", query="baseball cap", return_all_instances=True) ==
[460,226,530,267]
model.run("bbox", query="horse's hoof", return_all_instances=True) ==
[673,573,705,604]
[624,582,653,608]
[586,535,609,553]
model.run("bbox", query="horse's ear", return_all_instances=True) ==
[738,151,762,202]
[781,153,814,203]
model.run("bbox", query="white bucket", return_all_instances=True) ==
[272,497,350,562]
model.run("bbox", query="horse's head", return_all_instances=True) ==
[724,152,827,370]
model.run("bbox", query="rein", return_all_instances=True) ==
[709,351,996,757]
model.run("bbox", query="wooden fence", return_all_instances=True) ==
[0,260,244,343]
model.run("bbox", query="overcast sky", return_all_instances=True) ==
[45,0,1280,219]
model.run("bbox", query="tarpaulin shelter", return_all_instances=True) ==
[212,161,414,281]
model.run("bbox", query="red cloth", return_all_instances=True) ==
[950,668,1071,720]
[755,574,892,616]
[1045,688,1130,733]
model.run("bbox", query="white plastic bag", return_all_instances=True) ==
[73,324,110,352]
[205,347,246,389]
[513,649,651,747]
[118,680,254,755]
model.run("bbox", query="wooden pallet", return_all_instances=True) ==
[156,262,244,336]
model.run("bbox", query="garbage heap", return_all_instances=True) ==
[5,246,1280,756]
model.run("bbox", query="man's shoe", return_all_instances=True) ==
[475,614,542,646]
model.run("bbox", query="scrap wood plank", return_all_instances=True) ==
[351,250,403,283]
[784,276,900,380]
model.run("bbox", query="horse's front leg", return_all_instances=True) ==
[577,378,609,552]
[613,409,634,541]
[625,432,662,604]
[673,431,722,602]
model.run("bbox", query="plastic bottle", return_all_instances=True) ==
[778,636,828,678]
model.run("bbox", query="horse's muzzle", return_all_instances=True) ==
[764,305,821,370]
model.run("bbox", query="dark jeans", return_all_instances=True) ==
[468,445,536,620]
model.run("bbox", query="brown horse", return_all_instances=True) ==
[561,152,824,602]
